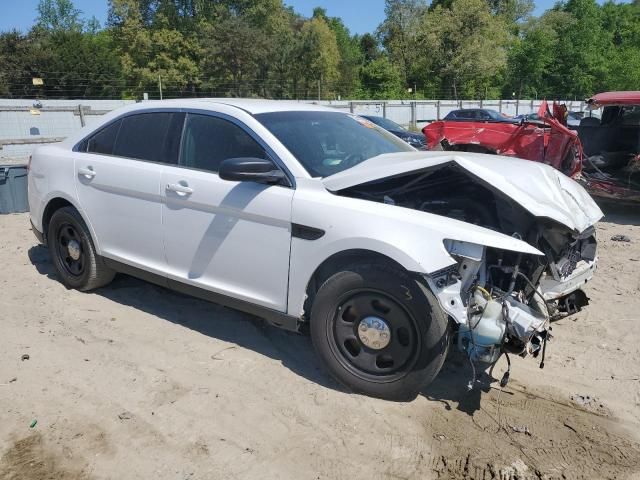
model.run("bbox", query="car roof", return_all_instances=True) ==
[448,108,499,114]
[587,91,640,106]
[60,98,343,151]
[126,98,339,115]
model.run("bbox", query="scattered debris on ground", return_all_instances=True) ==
[611,234,632,242]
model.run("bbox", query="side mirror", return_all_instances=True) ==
[218,157,288,185]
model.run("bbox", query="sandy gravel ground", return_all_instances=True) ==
[1,208,639,480]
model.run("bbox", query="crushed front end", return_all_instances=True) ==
[330,152,602,387]
[426,228,597,387]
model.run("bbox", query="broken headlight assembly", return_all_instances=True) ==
[428,240,551,389]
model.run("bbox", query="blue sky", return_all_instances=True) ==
[0,0,619,34]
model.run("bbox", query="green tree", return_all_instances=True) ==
[504,12,570,98]
[377,0,427,85]
[359,55,404,98]
[36,0,83,31]
[359,33,380,63]
[599,1,640,91]
[313,8,363,98]
[200,14,267,97]
[297,16,340,99]
[486,0,534,23]
[420,0,511,99]
[0,27,122,99]
[111,0,200,98]
[551,0,608,97]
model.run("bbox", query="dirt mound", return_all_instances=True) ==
[0,433,90,480]
[424,358,640,479]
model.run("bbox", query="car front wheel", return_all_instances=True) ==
[310,263,450,401]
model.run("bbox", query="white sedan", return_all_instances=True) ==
[28,99,602,400]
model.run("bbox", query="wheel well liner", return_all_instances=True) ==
[42,197,74,243]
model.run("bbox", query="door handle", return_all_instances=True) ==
[78,167,96,179]
[166,183,193,195]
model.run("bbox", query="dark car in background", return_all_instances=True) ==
[360,115,426,149]
[443,109,516,123]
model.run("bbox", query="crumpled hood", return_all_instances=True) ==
[322,152,603,233]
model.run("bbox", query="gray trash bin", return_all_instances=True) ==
[0,164,29,214]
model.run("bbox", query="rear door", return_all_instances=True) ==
[161,112,294,311]
[75,111,184,274]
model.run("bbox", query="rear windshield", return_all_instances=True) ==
[255,111,414,177]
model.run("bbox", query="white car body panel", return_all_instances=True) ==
[286,178,543,317]
[161,166,293,311]
[539,260,597,301]
[75,153,167,274]
[323,151,603,233]
[28,99,601,331]
[28,145,78,234]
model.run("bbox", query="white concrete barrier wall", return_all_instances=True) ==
[0,98,588,161]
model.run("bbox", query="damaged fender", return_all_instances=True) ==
[287,178,542,319]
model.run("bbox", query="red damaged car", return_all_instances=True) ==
[423,101,582,178]
[578,91,640,204]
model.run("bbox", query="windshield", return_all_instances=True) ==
[255,111,414,177]
[487,110,508,120]
[365,116,405,131]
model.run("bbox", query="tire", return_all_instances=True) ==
[47,206,115,291]
[310,263,450,401]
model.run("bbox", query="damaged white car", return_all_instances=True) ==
[28,100,603,401]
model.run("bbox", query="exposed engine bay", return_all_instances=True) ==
[336,162,599,385]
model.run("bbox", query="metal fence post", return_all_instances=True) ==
[498,99,503,113]
[436,100,441,121]
[410,101,417,129]
[78,104,85,127]
[349,101,354,114]
[383,101,387,119]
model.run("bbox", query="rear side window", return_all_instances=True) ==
[86,120,122,155]
[113,112,185,164]
[180,114,265,173]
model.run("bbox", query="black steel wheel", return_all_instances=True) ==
[310,263,450,401]
[47,206,115,291]
[331,290,419,381]
[55,222,86,277]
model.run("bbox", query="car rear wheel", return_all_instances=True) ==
[47,207,115,291]
[310,263,450,401]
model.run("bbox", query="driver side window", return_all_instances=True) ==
[180,114,266,173]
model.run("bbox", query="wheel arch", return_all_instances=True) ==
[41,195,100,252]
[301,249,413,322]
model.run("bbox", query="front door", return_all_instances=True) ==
[161,113,294,311]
